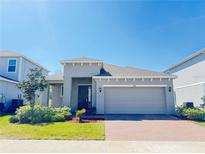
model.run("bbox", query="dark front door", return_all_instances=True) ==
[78,85,92,110]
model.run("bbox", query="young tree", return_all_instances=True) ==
[17,68,48,109]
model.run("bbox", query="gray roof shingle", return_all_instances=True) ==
[46,63,167,81]
[0,51,23,57]
[101,63,166,77]
[61,57,102,63]
[46,73,63,81]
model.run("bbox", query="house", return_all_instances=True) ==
[0,51,49,109]
[46,57,176,114]
[164,48,205,107]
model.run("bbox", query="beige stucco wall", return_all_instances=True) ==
[94,78,175,114]
[166,53,205,106]
[175,83,205,107]
[49,84,63,107]
[63,63,102,107]
[20,58,48,81]
[0,80,22,109]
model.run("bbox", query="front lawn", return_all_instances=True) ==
[193,121,205,127]
[0,115,105,140]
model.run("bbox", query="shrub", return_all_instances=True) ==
[10,104,72,124]
[76,108,86,122]
[176,106,186,117]
[184,108,205,121]
[51,113,65,122]
[176,106,205,121]
[15,105,32,123]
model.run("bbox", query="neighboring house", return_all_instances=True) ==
[0,51,49,108]
[164,48,205,107]
[46,57,176,114]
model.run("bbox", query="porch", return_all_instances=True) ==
[47,77,96,114]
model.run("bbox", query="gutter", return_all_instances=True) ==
[0,77,19,84]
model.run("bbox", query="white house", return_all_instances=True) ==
[46,57,176,114]
[164,48,205,107]
[0,51,49,109]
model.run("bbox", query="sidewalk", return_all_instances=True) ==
[0,140,205,153]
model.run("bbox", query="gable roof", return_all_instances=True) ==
[164,48,205,72]
[0,50,49,72]
[46,72,63,81]
[99,63,167,77]
[60,57,103,64]
[47,61,173,81]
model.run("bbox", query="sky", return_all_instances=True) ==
[0,0,205,73]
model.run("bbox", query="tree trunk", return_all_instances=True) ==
[30,97,35,123]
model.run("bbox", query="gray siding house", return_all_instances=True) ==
[164,48,205,107]
[46,57,176,114]
[0,51,49,108]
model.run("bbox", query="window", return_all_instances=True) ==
[8,59,17,73]
[61,85,64,97]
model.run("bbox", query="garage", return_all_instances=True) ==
[104,87,166,114]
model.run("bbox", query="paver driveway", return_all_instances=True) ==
[105,114,205,141]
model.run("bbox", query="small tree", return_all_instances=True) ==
[17,68,48,111]
[76,109,86,123]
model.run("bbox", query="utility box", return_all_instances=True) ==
[183,102,194,108]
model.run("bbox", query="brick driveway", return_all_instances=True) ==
[105,115,205,141]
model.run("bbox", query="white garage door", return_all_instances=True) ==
[104,87,166,114]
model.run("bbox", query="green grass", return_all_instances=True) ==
[0,115,105,140]
[192,121,205,127]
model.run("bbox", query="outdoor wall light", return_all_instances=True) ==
[99,87,102,93]
[168,86,172,92]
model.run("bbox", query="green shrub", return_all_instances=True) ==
[176,106,186,117]
[51,113,65,122]
[76,109,86,117]
[15,105,32,123]
[184,108,205,121]
[10,104,72,124]
[176,106,205,121]
[76,109,86,122]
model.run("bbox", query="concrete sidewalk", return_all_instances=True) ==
[0,140,205,153]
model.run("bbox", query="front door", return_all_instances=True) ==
[78,85,92,110]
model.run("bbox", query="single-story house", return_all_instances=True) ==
[164,48,205,107]
[45,57,176,114]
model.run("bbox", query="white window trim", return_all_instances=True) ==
[7,58,17,73]
[18,57,23,81]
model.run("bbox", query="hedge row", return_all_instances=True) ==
[176,106,205,121]
[10,104,72,124]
